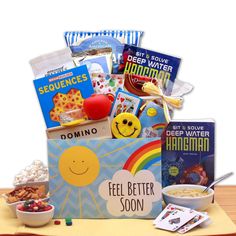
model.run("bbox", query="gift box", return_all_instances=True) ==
[32,30,194,220]
[48,137,162,218]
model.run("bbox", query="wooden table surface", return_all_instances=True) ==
[214,186,236,224]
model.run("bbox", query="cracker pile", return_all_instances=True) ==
[6,185,46,203]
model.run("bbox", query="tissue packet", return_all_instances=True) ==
[29,48,74,79]
[64,30,143,73]
[139,102,168,138]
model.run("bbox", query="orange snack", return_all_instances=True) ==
[6,186,47,204]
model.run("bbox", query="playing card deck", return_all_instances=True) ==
[110,89,142,118]
[154,204,210,234]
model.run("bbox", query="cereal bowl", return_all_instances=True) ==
[162,184,214,210]
[16,204,54,227]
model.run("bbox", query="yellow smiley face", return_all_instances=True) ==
[59,146,100,187]
[111,113,141,138]
[147,107,157,117]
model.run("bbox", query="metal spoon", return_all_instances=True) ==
[203,172,234,192]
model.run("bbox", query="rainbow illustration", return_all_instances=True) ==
[123,140,161,175]
[152,123,167,131]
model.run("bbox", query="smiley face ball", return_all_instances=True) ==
[59,146,100,187]
[111,113,141,138]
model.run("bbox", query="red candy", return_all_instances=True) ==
[54,220,61,225]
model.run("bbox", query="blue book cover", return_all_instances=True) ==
[161,120,215,187]
[34,65,94,128]
[118,45,181,94]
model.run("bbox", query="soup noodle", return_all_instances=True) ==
[167,188,209,197]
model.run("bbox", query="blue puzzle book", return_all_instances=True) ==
[48,138,162,218]
[161,120,215,187]
[33,65,94,128]
[118,45,181,94]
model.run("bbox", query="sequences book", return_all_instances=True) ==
[34,65,94,128]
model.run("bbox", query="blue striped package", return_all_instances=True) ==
[64,30,143,73]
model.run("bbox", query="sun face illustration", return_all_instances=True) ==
[59,146,100,187]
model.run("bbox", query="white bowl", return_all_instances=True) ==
[2,194,49,218]
[162,184,214,210]
[16,205,54,227]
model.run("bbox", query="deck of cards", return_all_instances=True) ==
[110,89,142,118]
[153,204,210,234]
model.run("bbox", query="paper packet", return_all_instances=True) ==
[29,48,74,79]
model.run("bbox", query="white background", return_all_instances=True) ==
[0,0,235,187]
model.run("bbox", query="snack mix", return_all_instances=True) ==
[6,185,46,203]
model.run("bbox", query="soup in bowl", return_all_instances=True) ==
[162,184,214,210]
